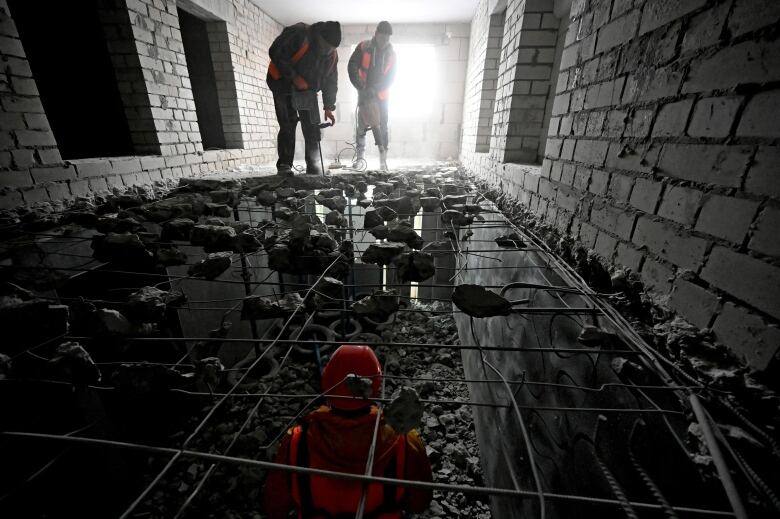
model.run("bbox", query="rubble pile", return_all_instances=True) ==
[135,302,491,519]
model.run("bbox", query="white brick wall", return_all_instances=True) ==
[0,0,281,208]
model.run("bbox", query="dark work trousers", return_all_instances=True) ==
[273,91,321,172]
[355,98,389,153]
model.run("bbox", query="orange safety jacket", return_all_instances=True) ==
[289,423,406,519]
[349,40,396,101]
[263,406,433,519]
[266,23,339,110]
[268,38,311,84]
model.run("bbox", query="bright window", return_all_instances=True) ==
[390,44,437,118]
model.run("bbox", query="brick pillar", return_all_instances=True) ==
[125,0,203,157]
[497,0,560,164]
[475,11,505,153]
[97,0,161,155]
[206,20,243,149]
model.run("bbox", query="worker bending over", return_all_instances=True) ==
[264,345,433,518]
[267,21,341,175]
[348,21,397,171]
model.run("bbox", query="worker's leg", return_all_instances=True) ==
[378,99,389,171]
[300,109,322,175]
[354,108,369,165]
[273,92,298,174]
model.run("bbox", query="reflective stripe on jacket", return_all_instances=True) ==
[348,40,396,101]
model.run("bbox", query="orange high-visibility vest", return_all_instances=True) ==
[357,42,395,100]
[268,39,311,81]
[288,424,407,519]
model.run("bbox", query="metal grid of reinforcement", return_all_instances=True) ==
[0,166,760,519]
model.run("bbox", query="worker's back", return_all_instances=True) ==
[263,405,433,519]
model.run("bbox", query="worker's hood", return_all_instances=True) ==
[302,406,400,473]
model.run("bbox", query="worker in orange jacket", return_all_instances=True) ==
[267,21,341,175]
[348,21,397,171]
[264,345,433,518]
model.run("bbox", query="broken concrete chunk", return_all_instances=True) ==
[209,189,240,207]
[314,276,344,302]
[267,244,293,272]
[92,233,154,265]
[241,292,304,320]
[126,286,168,322]
[237,229,263,253]
[48,342,101,384]
[373,182,394,195]
[452,284,512,318]
[387,221,424,249]
[420,197,442,212]
[318,195,347,213]
[190,224,238,252]
[188,252,233,279]
[495,233,526,248]
[95,308,132,336]
[356,181,368,193]
[442,195,467,208]
[179,177,240,192]
[325,210,346,227]
[194,357,224,387]
[363,208,383,229]
[441,210,473,226]
[369,225,388,240]
[375,205,398,222]
[385,386,424,434]
[357,197,373,209]
[156,245,188,266]
[161,218,195,241]
[361,242,407,266]
[318,188,343,199]
[344,184,356,197]
[256,191,277,207]
[424,187,441,197]
[422,240,454,256]
[95,216,145,234]
[275,207,296,220]
[394,251,435,283]
[204,203,232,218]
[441,184,465,196]
[276,187,296,199]
[352,289,399,319]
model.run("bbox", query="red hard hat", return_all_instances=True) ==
[321,345,382,410]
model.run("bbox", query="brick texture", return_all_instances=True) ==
[0,0,281,207]
[460,0,780,369]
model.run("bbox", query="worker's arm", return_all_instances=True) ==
[400,431,434,513]
[321,51,339,111]
[375,47,397,91]
[269,25,307,82]
[263,432,296,519]
[347,42,364,90]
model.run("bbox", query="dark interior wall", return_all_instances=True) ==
[178,8,226,150]
[8,0,133,160]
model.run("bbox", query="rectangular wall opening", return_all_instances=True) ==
[178,8,242,151]
[475,10,506,153]
[8,0,135,160]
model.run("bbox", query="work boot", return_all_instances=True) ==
[277,164,294,176]
[379,147,388,172]
[352,148,365,169]
[305,143,322,175]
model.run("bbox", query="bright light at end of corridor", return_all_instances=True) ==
[388,44,437,118]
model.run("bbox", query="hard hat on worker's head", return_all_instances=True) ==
[321,345,382,411]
